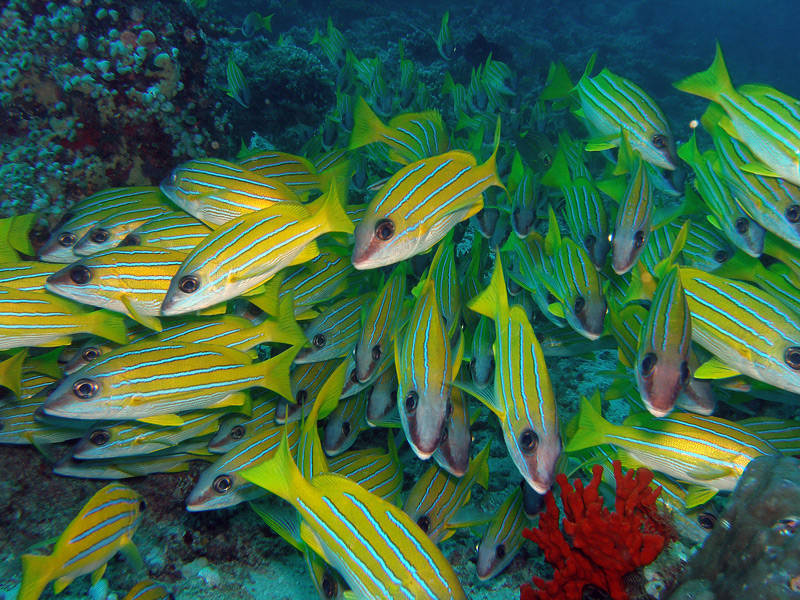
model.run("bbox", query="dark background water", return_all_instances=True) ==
[215,0,799,139]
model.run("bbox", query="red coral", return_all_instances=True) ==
[521,461,670,600]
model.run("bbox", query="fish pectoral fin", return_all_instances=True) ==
[694,357,741,380]
[287,242,321,268]
[196,303,228,316]
[249,501,304,552]
[298,521,326,558]
[740,161,779,178]
[38,336,73,347]
[452,378,502,416]
[547,302,566,318]
[137,414,185,427]
[449,506,494,528]
[208,391,249,410]
[121,295,162,332]
[684,485,718,509]
[240,284,266,297]
[686,464,732,481]
[585,134,618,152]
[119,538,144,571]
[90,563,107,585]
[54,575,75,594]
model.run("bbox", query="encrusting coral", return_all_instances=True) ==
[521,461,672,600]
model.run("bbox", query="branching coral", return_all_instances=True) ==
[521,461,670,600]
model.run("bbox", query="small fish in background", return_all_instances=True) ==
[352,120,504,270]
[636,267,692,418]
[476,485,530,581]
[122,580,173,600]
[674,42,800,187]
[225,55,250,108]
[242,434,468,599]
[311,17,348,66]
[242,11,272,38]
[404,442,491,544]
[17,483,145,600]
[679,267,800,395]
[37,188,164,264]
[435,11,457,61]
[566,396,778,502]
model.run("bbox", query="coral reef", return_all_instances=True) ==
[521,461,671,600]
[0,0,213,218]
[667,455,800,600]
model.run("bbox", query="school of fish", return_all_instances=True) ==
[4,27,800,599]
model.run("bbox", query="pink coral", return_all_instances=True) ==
[521,461,670,600]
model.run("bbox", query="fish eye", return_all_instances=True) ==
[786,205,800,224]
[321,573,338,599]
[296,389,308,405]
[734,217,749,234]
[139,500,147,512]
[81,346,100,361]
[585,234,596,250]
[495,543,506,559]
[341,421,351,437]
[440,426,448,443]
[349,369,359,384]
[416,514,430,533]
[120,234,140,246]
[69,265,92,285]
[73,378,98,399]
[785,346,800,370]
[640,353,657,377]
[230,425,245,440]
[374,219,395,241]
[371,344,382,362]
[89,429,110,446]
[58,232,77,247]
[679,361,690,384]
[519,429,538,454]
[213,474,233,494]
[633,230,645,249]
[405,390,418,414]
[312,333,326,348]
[573,296,585,314]
[89,228,110,243]
[697,511,717,530]
[179,275,200,294]
[652,134,666,149]
[714,249,729,263]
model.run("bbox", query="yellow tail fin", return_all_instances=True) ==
[18,553,53,600]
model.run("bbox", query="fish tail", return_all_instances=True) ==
[478,117,507,194]
[261,345,302,402]
[676,131,701,166]
[18,553,52,600]
[539,60,574,101]
[272,295,307,347]
[314,177,355,235]
[673,42,733,103]
[467,252,507,319]
[565,395,612,452]
[348,97,387,151]
[540,147,571,188]
[241,430,308,505]
[89,309,127,344]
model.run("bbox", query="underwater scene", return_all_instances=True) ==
[1,0,800,598]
